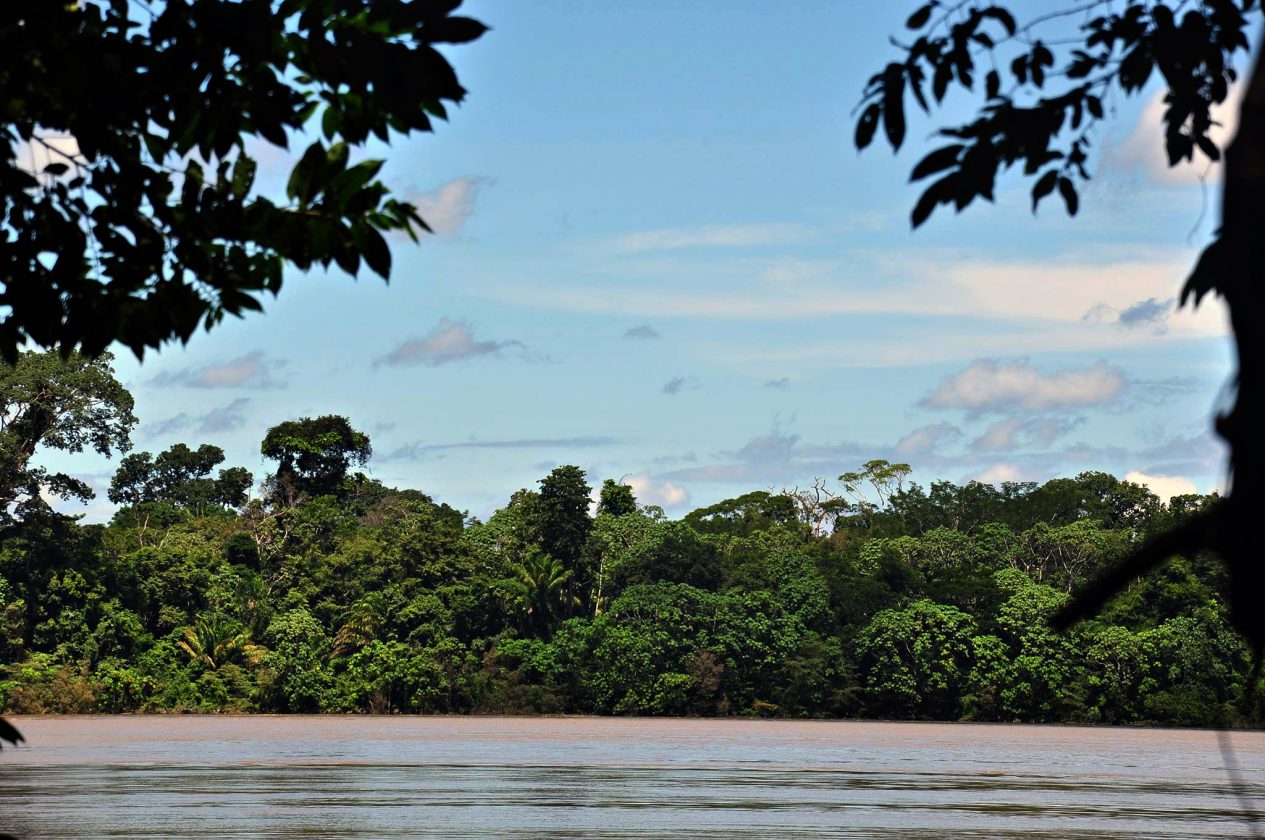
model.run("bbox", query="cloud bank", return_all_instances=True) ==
[922,359,1125,414]
[148,352,284,389]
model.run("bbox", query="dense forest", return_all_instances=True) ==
[0,351,1255,726]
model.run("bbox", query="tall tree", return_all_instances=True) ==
[537,465,593,579]
[260,415,371,507]
[1,1,486,358]
[0,349,135,522]
[859,2,1265,652]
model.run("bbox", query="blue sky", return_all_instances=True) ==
[44,1,1237,521]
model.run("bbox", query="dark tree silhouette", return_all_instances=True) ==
[859,1,1265,658]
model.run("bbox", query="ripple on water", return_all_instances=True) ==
[0,717,1262,838]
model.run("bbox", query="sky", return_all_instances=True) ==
[42,1,1239,522]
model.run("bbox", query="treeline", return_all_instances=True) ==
[0,351,1255,725]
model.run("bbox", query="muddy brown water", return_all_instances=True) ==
[0,715,1262,838]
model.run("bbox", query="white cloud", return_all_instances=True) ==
[148,351,284,389]
[411,176,490,239]
[1124,470,1198,502]
[970,416,1084,452]
[973,463,1024,485]
[612,223,814,253]
[971,417,1026,453]
[733,428,801,465]
[1083,296,1175,334]
[626,474,690,508]
[893,422,961,458]
[198,398,252,433]
[377,318,524,367]
[141,398,252,438]
[1118,297,1174,330]
[922,359,1125,414]
[480,248,1228,376]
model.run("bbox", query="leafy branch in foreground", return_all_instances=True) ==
[1,1,487,359]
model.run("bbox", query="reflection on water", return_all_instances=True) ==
[0,716,1262,838]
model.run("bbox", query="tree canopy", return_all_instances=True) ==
[1,0,486,359]
[0,350,135,524]
[0,357,1249,725]
[109,443,252,515]
[261,415,372,507]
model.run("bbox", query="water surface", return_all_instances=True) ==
[1,716,1262,838]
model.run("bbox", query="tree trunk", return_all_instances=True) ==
[1208,20,1265,648]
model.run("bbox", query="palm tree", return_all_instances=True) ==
[500,552,579,637]
[177,613,265,670]
[332,592,393,657]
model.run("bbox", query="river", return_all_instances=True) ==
[0,716,1261,838]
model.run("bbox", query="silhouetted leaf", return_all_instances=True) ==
[855,103,880,150]
[1057,177,1078,215]
[882,68,907,150]
[911,174,954,228]
[910,144,962,181]
[426,17,489,44]
[1030,170,1058,212]
[43,162,69,176]
[980,6,1016,35]
[1181,238,1226,308]
[906,3,935,30]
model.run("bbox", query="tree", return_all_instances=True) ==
[609,521,723,594]
[1,1,486,359]
[498,553,579,638]
[837,459,912,531]
[597,479,638,518]
[859,3,1265,653]
[683,490,798,537]
[260,415,371,507]
[855,599,977,718]
[109,443,252,514]
[536,465,593,574]
[177,613,265,671]
[0,349,135,522]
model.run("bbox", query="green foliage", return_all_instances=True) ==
[110,443,252,514]
[261,415,371,506]
[1,0,486,358]
[597,479,638,517]
[0,350,135,520]
[0,370,1254,723]
[856,599,976,719]
[684,491,797,537]
[536,466,593,571]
